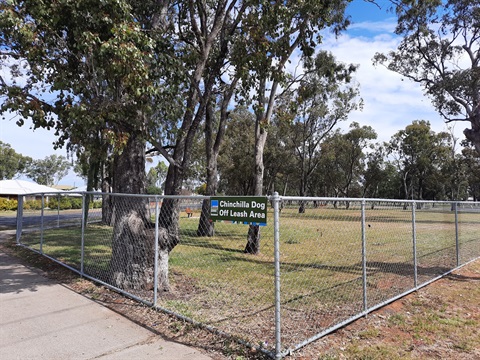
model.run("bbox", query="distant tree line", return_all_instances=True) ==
[4,117,479,202]
[202,115,479,202]
[0,141,71,186]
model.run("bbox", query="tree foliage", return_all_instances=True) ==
[26,154,71,186]
[374,0,480,154]
[361,145,401,199]
[5,0,478,290]
[320,122,377,200]
[0,0,174,196]
[278,51,362,200]
[146,162,168,194]
[0,141,31,179]
[233,0,352,253]
[387,120,452,200]
[1,0,359,283]
[218,107,256,195]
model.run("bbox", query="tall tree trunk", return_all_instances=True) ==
[157,162,181,282]
[299,171,306,214]
[197,99,219,237]
[197,198,214,236]
[197,79,237,236]
[243,66,284,253]
[149,54,213,288]
[101,160,114,225]
[244,97,268,254]
[197,143,216,236]
[109,133,156,290]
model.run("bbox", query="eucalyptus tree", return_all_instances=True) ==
[435,129,469,201]
[387,120,451,201]
[0,0,182,290]
[375,161,403,199]
[0,0,254,290]
[146,162,168,195]
[278,51,361,212]
[196,77,239,237]
[26,155,71,186]
[232,0,353,253]
[0,141,31,180]
[374,0,480,154]
[362,145,391,199]
[342,123,377,200]
[263,118,296,197]
[217,107,256,196]
[319,123,377,207]
[461,140,480,201]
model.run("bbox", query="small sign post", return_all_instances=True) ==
[210,196,268,225]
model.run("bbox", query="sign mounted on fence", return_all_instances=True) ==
[210,196,268,225]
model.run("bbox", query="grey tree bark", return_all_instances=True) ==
[109,133,158,290]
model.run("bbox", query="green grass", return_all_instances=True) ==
[21,224,113,270]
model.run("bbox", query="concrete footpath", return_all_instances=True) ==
[0,241,212,359]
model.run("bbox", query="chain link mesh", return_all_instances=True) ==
[457,201,480,264]
[15,193,480,357]
[365,201,415,305]
[278,199,364,347]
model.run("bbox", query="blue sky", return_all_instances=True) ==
[1,1,462,187]
[347,0,396,23]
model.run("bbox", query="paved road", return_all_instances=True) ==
[0,212,84,229]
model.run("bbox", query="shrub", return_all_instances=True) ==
[23,199,42,211]
[70,198,82,209]
[0,197,17,211]
[47,196,72,210]
[146,185,163,195]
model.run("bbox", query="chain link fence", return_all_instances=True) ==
[14,192,480,359]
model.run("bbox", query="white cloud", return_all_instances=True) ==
[348,18,398,34]
[320,23,465,144]
[0,56,30,88]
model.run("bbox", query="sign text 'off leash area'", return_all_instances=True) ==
[210,197,268,225]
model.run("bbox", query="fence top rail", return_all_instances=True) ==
[19,192,62,196]
[278,196,477,205]
[17,191,479,206]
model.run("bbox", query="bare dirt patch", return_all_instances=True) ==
[1,232,479,359]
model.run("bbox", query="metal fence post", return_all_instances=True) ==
[361,200,367,312]
[154,196,160,307]
[80,193,86,276]
[454,202,459,267]
[412,202,418,289]
[40,194,45,254]
[16,195,23,244]
[273,192,282,359]
[57,194,60,228]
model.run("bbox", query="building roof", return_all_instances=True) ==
[51,184,76,191]
[0,180,61,195]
